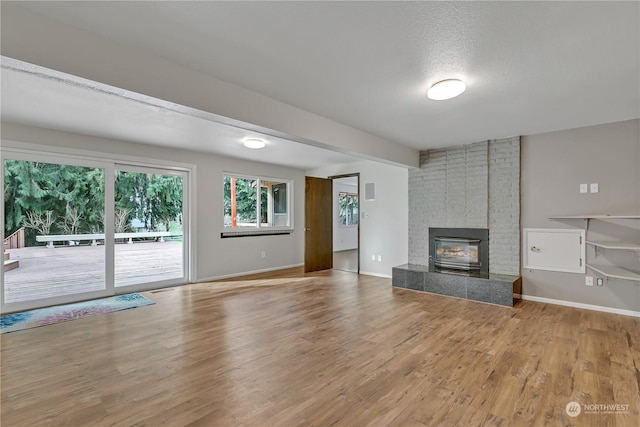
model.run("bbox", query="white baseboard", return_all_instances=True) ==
[197,263,304,283]
[516,294,640,318]
[359,271,392,279]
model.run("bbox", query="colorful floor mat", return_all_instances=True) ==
[1,293,154,334]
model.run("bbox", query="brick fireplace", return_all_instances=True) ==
[407,137,520,276]
[394,137,521,307]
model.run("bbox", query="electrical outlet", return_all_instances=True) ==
[596,278,604,286]
[261,251,266,259]
[377,255,382,262]
[585,276,594,286]
[590,183,599,193]
[371,255,376,261]
[580,183,588,193]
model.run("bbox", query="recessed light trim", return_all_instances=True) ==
[427,79,466,100]
[243,138,266,149]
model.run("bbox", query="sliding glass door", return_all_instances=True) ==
[2,151,189,312]
[2,155,111,312]
[114,166,187,289]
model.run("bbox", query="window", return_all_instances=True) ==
[223,174,291,234]
[338,192,358,226]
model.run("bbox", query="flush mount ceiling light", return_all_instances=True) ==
[243,138,266,149]
[427,79,466,100]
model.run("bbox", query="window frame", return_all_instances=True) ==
[222,172,293,237]
[338,191,359,227]
[1,141,193,313]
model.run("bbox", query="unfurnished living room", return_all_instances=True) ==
[0,2,639,426]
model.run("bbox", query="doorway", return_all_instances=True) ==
[331,174,359,273]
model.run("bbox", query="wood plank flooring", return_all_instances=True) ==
[1,268,639,426]
[333,249,358,273]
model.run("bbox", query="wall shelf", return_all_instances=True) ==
[586,240,640,251]
[549,215,640,220]
[550,215,640,282]
[586,264,640,282]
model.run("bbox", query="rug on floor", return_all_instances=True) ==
[0,293,155,334]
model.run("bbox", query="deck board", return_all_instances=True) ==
[3,242,183,303]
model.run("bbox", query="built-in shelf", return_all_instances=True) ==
[586,264,640,282]
[586,240,640,251]
[549,215,640,283]
[549,214,640,220]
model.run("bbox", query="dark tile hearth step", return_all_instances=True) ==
[392,264,521,307]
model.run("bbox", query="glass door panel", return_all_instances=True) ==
[114,167,185,288]
[2,158,107,306]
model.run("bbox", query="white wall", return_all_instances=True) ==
[308,160,409,278]
[1,122,305,281]
[333,180,358,252]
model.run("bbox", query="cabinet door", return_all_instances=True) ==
[523,228,585,273]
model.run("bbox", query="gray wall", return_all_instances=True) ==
[408,137,520,275]
[521,119,640,312]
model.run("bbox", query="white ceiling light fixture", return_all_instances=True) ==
[243,138,266,149]
[427,79,466,101]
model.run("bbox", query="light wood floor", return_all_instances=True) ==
[333,249,358,273]
[1,268,639,426]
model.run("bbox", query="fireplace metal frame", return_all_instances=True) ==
[428,228,489,278]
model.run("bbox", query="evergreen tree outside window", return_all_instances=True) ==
[224,174,291,229]
[338,192,358,226]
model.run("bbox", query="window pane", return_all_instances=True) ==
[261,180,288,227]
[224,176,257,228]
[273,183,287,214]
[3,159,106,303]
[114,170,184,287]
[260,187,268,225]
[339,192,347,226]
[350,194,359,225]
[338,192,358,227]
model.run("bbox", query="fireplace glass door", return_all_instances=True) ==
[433,237,481,272]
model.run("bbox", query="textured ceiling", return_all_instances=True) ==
[10,1,640,149]
[1,65,360,170]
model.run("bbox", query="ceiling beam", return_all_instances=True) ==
[0,4,418,168]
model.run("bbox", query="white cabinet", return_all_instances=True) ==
[549,215,640,282]
[523,228,585,273]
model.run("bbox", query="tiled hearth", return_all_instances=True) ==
[392,264,521,307]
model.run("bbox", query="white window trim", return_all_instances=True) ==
[1,140,196,312]
[222,171,294,237]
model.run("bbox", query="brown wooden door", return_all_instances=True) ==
[304,176,333,273]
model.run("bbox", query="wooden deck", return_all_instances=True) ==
[3,242,183,303]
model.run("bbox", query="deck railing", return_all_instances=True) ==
[36,231,177,248]
[4,227,25,249]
